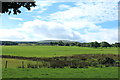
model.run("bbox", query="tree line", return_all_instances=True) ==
[50,41,120,48]
[1,41,120,48]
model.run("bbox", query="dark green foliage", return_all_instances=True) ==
[81,43,87,47]
[1,40,120,48]
[112,43,120,47]
[100,41,111,48]
[78,43,81,47]
[50,42,54,46]
[1,2,36,15]
[79,62,89,68]
[50,42,58,46]
[100,57,115,64]
[70,42,76,46]
[58,41,64,46]
[27,64,40,68]
[93,41,100,48]
[49,60,65,68]
[2,41,18,45]
[65,43,70,46]
[2,54,120,69]
[89,41,100,48]
[89,42,94,47]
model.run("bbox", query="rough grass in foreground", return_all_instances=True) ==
[2,67,118,78]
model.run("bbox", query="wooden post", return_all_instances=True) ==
[22,61,24,68]
[36,61,38,68]
[5,61,8,68]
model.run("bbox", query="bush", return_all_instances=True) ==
[101,57,115,64]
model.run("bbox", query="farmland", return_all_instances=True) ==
[2,46,119,57]
[1,46,119,78]
[2,67,118,78]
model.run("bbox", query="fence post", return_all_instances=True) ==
[22,61,24,68]
[36,61,38,68]
[5,61,8,68]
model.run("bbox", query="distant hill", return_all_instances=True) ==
[38,40,77,43]
[1,40,79,45]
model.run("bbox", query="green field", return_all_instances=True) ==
[1,46,119,78]
[2,58,118,78]
[2,58,41,68]
[2,46,119,57]
[2,67,118,78]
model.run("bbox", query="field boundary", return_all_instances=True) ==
[1,78,119,80]
[1,54,119,61]
[1,54,120,69]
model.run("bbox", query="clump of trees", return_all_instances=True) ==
[50,41,120,48]
[2,41,18,45]
[1,41,120,48]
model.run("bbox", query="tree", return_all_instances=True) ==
[50,42,54,46]
[78,43,81,47]
[2,41,18,45]
[112,43,120,47]
[100,57,115,65]
[89,42,95,47]
[100,41,111,48]
[70,42,76,46]
[58,41,64,46]
[89,41,100,48]
[65,43,70,46]
[1,1,36,15]
[85,43,91,47]
[93,41,100,48]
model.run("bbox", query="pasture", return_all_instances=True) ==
[2,67,118,78]
[2,46,119,57]
[1,46,119,78]
[2,58,41,68]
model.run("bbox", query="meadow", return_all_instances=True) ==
[2,46,119,57]
[2,67,118,78]
[2,58,119,78]
[1,46,119,78]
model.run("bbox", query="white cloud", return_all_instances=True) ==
[49,0,118,24]
[28,0,119,15]
[38,0,118,43]
[35,0,79,2]
[27,0,57,13]
[59,4,71,10]
[9,17,23,21]
[27,0,77,13]
[35,0,118,2]
[0,20,83,41]
[0,29,28,41]
[81,28,118,43]
[20,19,83,41]
[1,0,118,43]
[0,19,118,43]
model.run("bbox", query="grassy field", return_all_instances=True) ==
[1,46,119,78]
[2,58,119,78]
[2,58,42,68]
[2,67,118,78]
[2,46,119,57]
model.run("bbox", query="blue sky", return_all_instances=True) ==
[0,0,119,43]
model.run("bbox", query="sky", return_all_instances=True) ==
[0,0,119,43]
